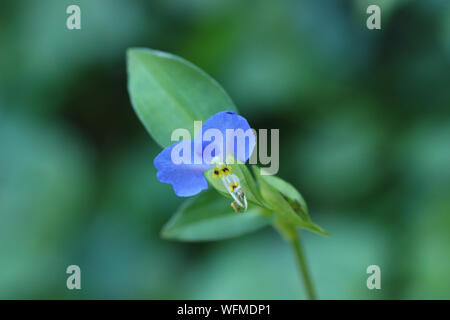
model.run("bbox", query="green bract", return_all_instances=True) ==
[253,166,327,237]
[127,48,326,241]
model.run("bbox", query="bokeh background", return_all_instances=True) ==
[1,0,449,299]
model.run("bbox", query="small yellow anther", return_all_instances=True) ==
[229,182,239,193]
[220,164,232,176]
[231,202,240,213]
[212,167,222,179]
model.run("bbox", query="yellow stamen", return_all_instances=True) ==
[212,167,222,179]
[231,202,240,213]
[220,164,232,176]
[229,181,239,193]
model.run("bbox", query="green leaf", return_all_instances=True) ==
[161,189,271,241]
[252,167,327,236]
[127,48,237,148]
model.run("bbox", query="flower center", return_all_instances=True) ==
[211,163,247,213]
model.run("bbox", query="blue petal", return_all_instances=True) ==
[154,140,210,197]
[196,111,255,163]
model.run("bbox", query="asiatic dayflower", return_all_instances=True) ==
[154,111,255,212]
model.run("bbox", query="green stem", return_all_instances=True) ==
[291,232,317,300]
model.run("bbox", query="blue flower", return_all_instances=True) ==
[154,111,255,202]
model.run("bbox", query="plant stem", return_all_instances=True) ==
[291,232,317,300]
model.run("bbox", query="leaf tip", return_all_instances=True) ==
[126,47,148,65]
[159,226,174,240]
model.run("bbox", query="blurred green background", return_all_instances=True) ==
[1,0,449,299]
